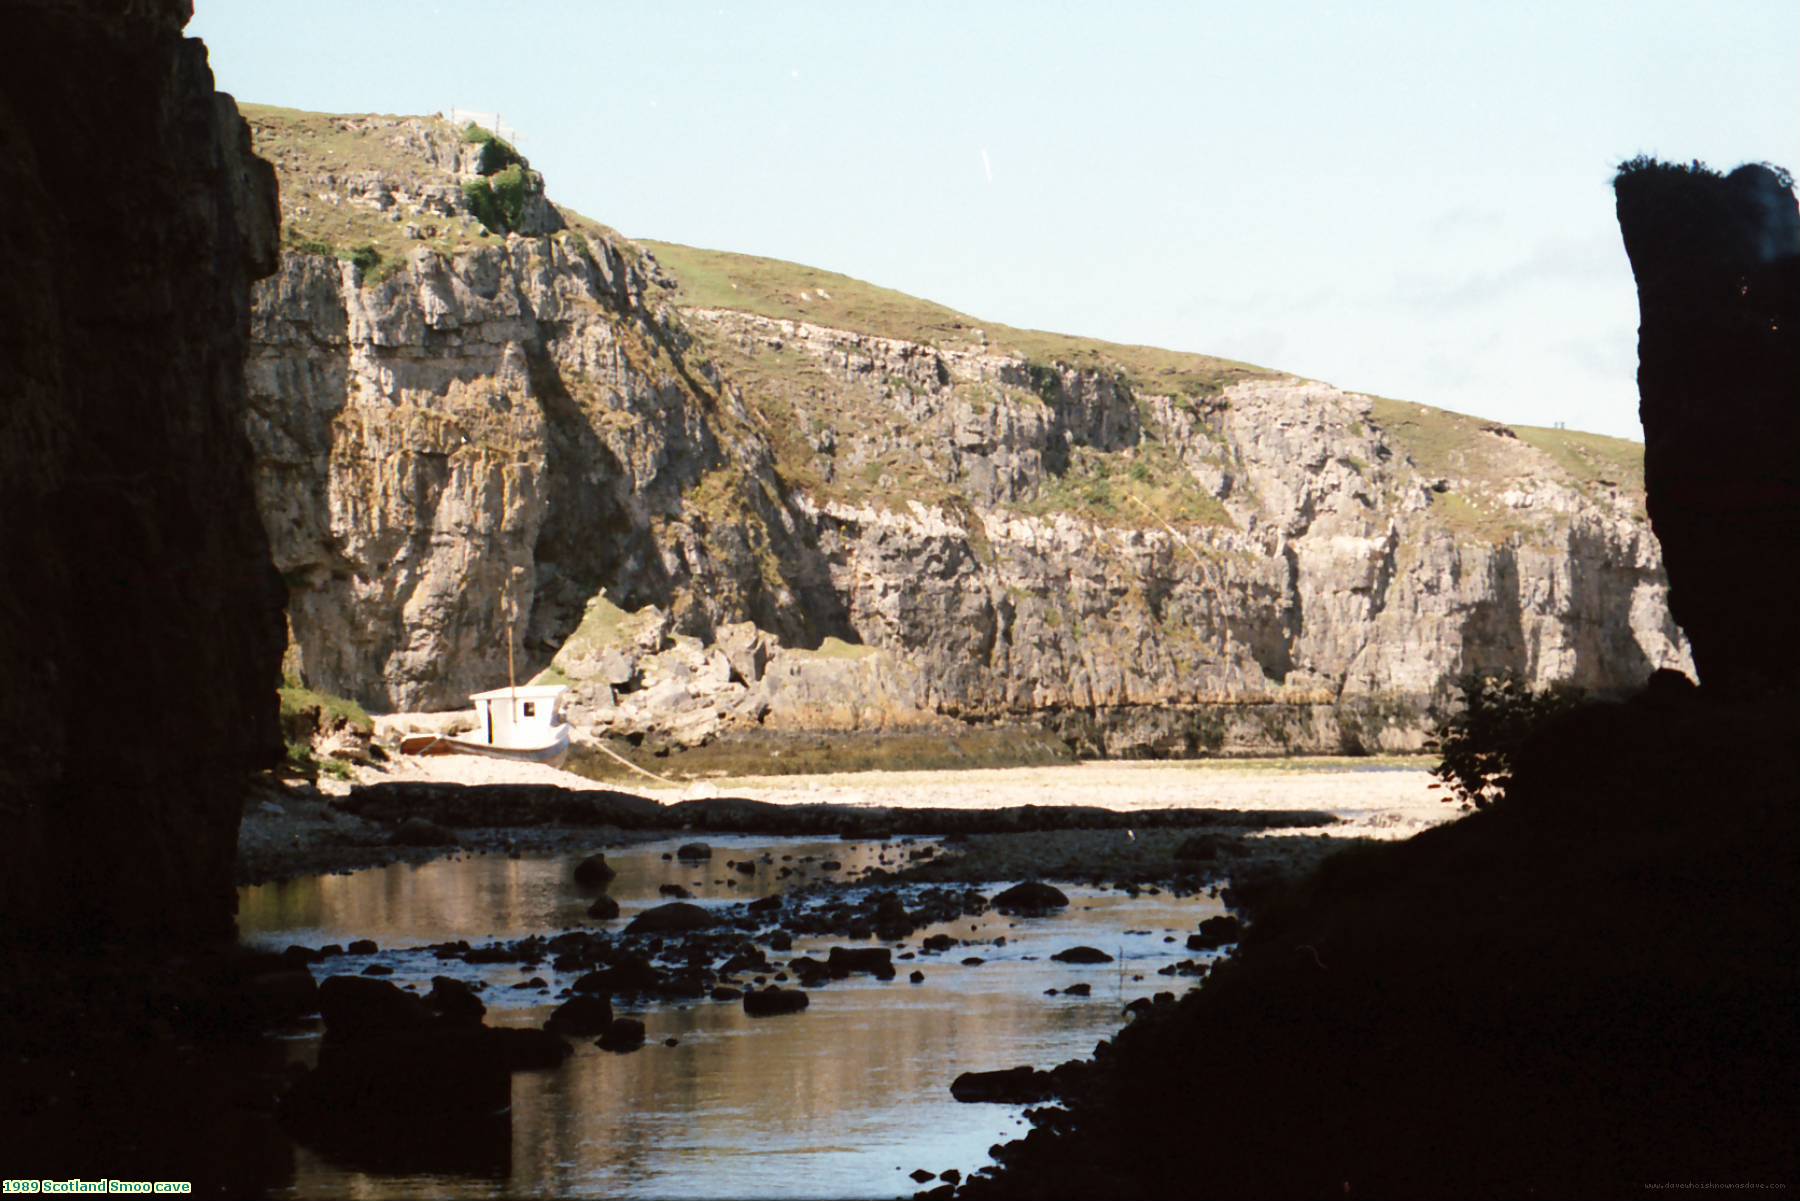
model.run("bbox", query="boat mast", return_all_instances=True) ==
[503,579,518,724]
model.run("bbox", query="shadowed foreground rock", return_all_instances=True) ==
[1615,158,1800,691]
[952,160,1800,1198]
[0,0,283,948]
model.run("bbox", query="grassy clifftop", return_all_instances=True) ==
[642,239,1646,509]
[241,103,1647,531]
[639,240,1277,400]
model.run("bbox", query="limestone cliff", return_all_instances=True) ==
[246,108,1688,755]
[0,2,282,945]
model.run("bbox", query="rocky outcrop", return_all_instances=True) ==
[1615,159,1800,691]
[0,1,282,946]
[245,109,1689,754]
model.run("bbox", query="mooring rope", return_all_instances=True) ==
[585,737,684,787]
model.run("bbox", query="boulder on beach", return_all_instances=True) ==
[489,1026,571,1071]
[597,1017,646,1052]
[283,1026,510,1133]
[950,1066,1057,1103]
[676,842,713,860]
[317,975,432,1041]
[625,901,717,935]
[425,976,487,1027]
[587,895,621,920]
[1051,946,1114,964]
[1188,914,1243,950]
[744,986,810,1017]
[827,946,893,977]
[573,953,661,995]
[992,881,1069,914]
[391,817,457,847]
[233,968,322,1026]
[1174,834,1223,862]
[573,853,616,886]
[544,994,614,1036]
[658,883,694,899]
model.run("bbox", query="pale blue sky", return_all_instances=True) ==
[192,1,1799,439]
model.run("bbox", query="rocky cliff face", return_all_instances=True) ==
[247,109,1688,756]
[0,1,282,945]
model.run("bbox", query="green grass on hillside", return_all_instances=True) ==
[1367,396,1644,519]
[638,240,1274,399]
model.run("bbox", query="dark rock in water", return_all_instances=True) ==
[282,1027,511,1149]
[664,1037,679,1047]
[993,881,1069,914]
[391,817,457,847]
[319,944,345,958]
[658,883,694,899]
[284,945,324,967]
[767,930,794,951]
[426,976,486,1026]
[1063,983,1092,997]
[573,953,661,995]
[820,860,843,871]
[911,1169,937,1183]
[910,970,926,984]
[587,895,621,920]
[318,976,433,1041]
[488,1026,570,1071]
[711,985,744,1001]
[596,1017,646,1052]
[236,968,321,1025]
[827,946,893,977]
[922,933,958,953]
[544,995,613,1036]
[573,853,616,886]
[961,957,987,966]
[1188,914,1243,950]
[361,963,393,977]
[744,986,809,1017]
[733,860,756,875]
[1051,946,1114,964]
[747,894,783,913]
[676,842,713,860]
[787,956,831,985]
[941,1169,962,1184]
[347,939,379,955]
[626,901,717,935]
[951,1066,1057,1103]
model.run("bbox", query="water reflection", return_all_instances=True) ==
[241,838,1223,1199]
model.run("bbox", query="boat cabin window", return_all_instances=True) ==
[523,701,537,717]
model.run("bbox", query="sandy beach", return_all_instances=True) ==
[351,752,1449,840]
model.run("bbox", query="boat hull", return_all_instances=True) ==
[399,724,572,769]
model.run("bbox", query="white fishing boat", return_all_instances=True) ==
[398,684,572,767]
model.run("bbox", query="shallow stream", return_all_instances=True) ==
[238,835,1225,1199]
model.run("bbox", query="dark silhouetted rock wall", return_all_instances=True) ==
[1615,159,1800,690]
[0,0,283,946]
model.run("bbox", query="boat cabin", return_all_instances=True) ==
[468,684,567,749]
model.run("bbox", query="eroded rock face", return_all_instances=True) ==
[1615,160,1800,691]
[0,1,282,946]
[246,111,1690,752]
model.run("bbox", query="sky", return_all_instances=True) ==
[191,1,1799,440]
